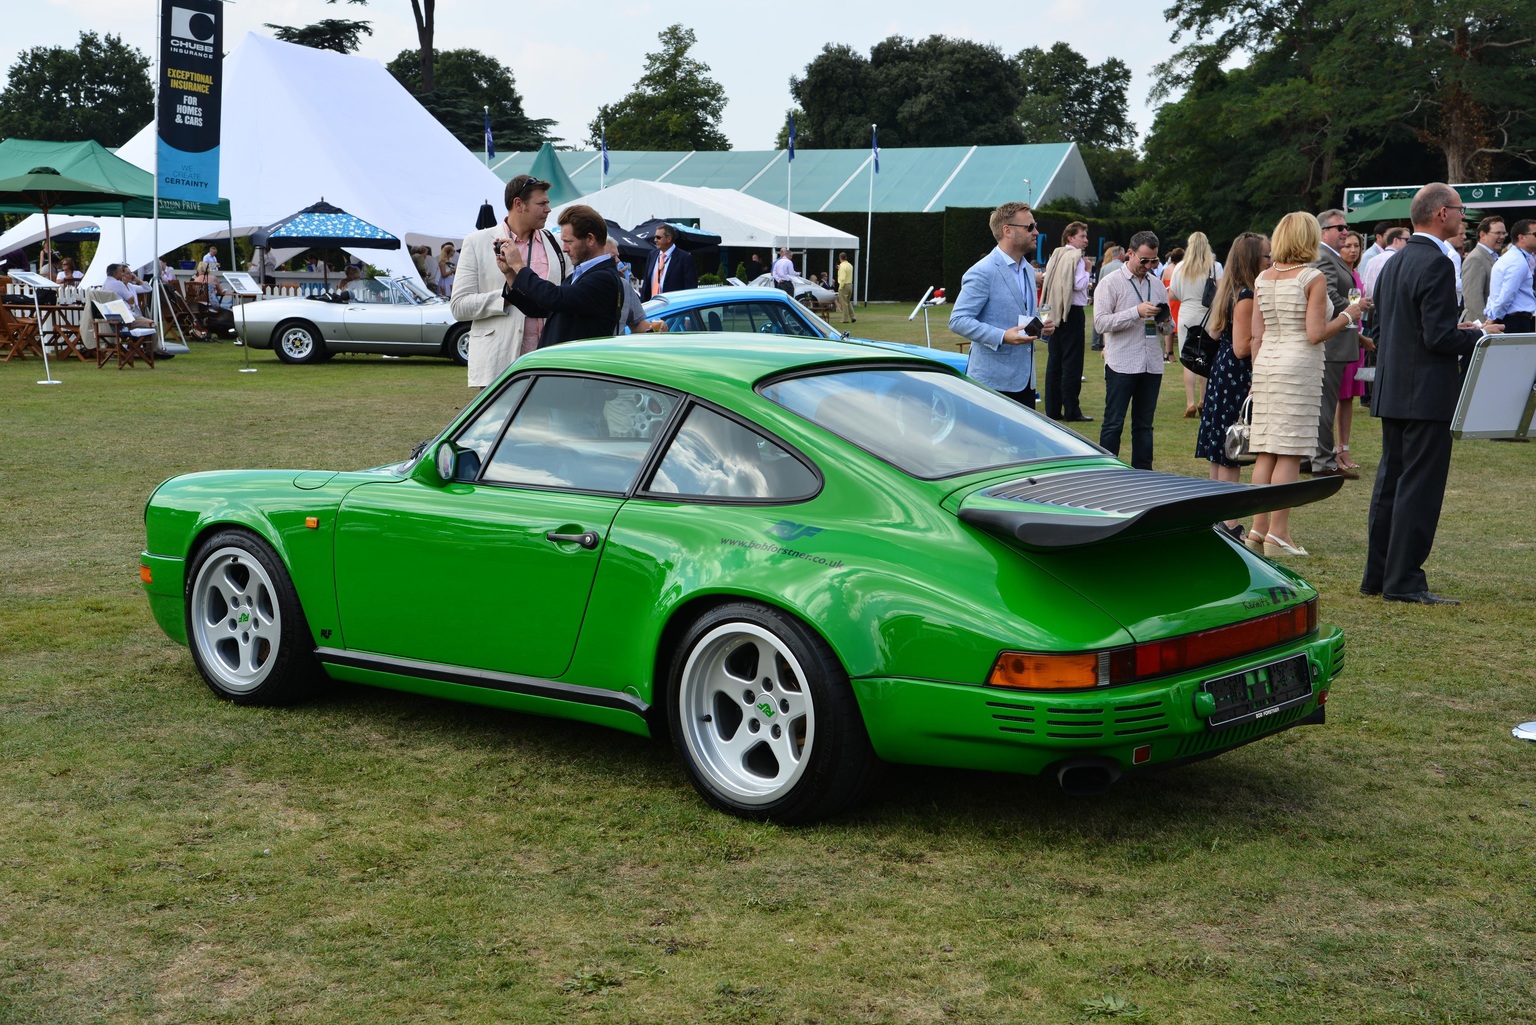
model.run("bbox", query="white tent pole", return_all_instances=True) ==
[151,1,162,354]
[864,123,875,307]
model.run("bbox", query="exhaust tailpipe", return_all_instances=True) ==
[1054,759,1121,796]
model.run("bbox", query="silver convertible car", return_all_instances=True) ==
[236,277,469,365]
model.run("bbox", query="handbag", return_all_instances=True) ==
[1224,396,1257,465]
[1178,272,1220,377]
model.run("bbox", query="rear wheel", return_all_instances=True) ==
[185,529,318,704]
[273,320,327,364]
[443,324,469,365]
[669,603,880,822]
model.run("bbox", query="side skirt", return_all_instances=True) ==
[315,647,652,737]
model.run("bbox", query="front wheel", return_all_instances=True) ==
[272,320,327,364]
[669,603,880,822]
[185,529,318,704]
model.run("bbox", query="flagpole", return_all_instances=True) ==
[785,114,795,272]
[865,123,876,309]
[484,106,491,166]
[600,122,607,192]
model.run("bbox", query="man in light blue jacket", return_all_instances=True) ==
[949,202,1054,407]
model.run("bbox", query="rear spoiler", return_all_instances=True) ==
[958,468,1344,549]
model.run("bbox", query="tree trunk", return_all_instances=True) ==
[411,0,435,93]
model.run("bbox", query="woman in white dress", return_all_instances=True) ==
[1246,212,1362,557]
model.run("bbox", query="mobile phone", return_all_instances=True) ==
[1155,302,1170,316]
[1024,316,1044,336]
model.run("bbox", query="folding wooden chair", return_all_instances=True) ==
[0,302,44,362]
[88,293,155,370]
[49,304,87,361]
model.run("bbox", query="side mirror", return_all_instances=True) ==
[418,441,481,486]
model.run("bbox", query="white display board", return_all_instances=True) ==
[1451,333,1536,440]
[223,272,262,297]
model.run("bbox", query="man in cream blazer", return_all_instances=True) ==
[452,174,569,388]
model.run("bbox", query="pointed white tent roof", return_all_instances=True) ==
[0,33,507,286]
[557,180,858,251]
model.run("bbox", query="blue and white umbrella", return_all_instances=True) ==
[262,199,400,251]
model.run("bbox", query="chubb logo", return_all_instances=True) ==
[169,7,216,44]
[764,521,823,542]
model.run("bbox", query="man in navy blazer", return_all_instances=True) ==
[498,205,624,347]
[949,202,1053,407]
[1362,183,1502,605]
[640,224,697,300]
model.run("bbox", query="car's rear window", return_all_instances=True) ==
[760,368,1100,478]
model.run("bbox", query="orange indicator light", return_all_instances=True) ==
[139,564,153,584]
[305,517,319,529]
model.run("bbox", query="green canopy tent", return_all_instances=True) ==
[525,142,581,205]
[0,139,234,274]
[1345,197,1484,224]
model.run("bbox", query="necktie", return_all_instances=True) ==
[653,252,666,295]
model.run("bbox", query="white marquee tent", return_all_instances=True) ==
[558,180,859,253]
[0,33,507,287]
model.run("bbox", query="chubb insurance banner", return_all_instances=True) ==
[157,0,222,215]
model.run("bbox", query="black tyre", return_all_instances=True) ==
[669,602,881,822]
[272,320,327,364]
[443,324,469,366]
[185,529,318,704]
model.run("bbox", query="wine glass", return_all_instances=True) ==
[1037,302,1053,323]
[1348,287,1362,305]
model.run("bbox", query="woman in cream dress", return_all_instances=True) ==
[1246,212,1361,558]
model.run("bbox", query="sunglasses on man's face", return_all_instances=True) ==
[1134,257,1157,265]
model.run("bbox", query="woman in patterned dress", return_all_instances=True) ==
[1195,232,1270,539]
[1246,212,1363,557]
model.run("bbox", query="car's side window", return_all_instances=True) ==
[648,406,817,500]
[453,378,530,466]
[481,376,678,492]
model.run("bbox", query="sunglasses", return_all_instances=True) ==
[1006,221,1038,232]
[508,176,551,201]
[1134,257,1157,265]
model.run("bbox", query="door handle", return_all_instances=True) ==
[545,530,599,550]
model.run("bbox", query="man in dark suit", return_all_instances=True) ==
[1308,209,1368,479]
[640,224,697,300]
[1362,183,1503,605]
[497,205,624,347]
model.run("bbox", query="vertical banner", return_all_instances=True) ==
[157,0,222,214]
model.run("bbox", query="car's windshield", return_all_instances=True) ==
[761,367,1101,478]
[397,276,441,304]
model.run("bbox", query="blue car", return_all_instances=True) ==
[641,286,970,373]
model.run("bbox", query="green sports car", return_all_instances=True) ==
[141,335,1345,822]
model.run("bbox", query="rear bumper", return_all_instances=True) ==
[852,625,1343,777]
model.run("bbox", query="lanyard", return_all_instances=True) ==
[1128,273,1153,305]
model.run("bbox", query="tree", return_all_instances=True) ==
[1014,43,1134,149]
[264,19,373,54]
[388,48,556,151]
[0,32,152,146]
[1155,0,1536,185]
[266,0,371,55]
[588,25,729,151]
[789,36,1023,150]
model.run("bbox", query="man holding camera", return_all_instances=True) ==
[451,174,569,388]
[1093,230,1174,469]
[495,205,624,348]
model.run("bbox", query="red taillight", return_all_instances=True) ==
[989,599,1317,691]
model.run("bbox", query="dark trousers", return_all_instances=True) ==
[999,386,1037,409]
[1499,311,1535,333]
[1362,417,1454,596]
[1100,367,1162,469]
[1310,359,1348,472]
[1045,304,1086,419]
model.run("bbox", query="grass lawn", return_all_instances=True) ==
[3,309,1534,1024]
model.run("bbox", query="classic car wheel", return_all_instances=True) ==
[670,603,880,822]
[273,320,327,364]
[443,324,469,366]
[185,530,317,705]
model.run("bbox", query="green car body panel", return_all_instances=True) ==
[143,334,1344,802]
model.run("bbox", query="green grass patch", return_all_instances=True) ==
[2,322,1534,1023]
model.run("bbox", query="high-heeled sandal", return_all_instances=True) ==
[1245,530,1266,553]
[1264,534,1309,557]
[1338,445,1360,470]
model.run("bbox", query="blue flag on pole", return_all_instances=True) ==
[872,125,879,173]
[788,114,796,162]
[601,129,609,175]
[483,108,494,160]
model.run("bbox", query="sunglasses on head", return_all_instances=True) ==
[508,175,550,201]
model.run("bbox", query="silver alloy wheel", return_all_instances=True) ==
[455,329,470,363]
[277,324,317,360]
[677,622,815,805]
[189,545,283,694]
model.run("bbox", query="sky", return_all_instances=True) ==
[1,0,1193,151]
